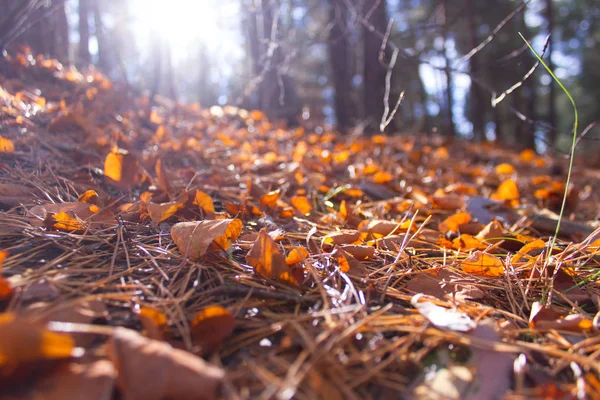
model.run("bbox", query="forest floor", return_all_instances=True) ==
[2,50,600,399]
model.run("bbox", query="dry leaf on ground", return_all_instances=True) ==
[109,327,224,400]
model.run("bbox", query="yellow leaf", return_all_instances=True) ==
[461,251,505,277]
[147,201,184,223]
[52,211,83,231]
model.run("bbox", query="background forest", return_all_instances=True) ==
[1,0,599,157]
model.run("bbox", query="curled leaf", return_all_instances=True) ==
[171,219,242,260]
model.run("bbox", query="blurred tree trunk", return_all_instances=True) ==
[441,0,456,136]
[362,0,392,133]
[545,0,556,146]
[328,0,352,133]
[519,9,536,150]
[78,0,91,66]
[245,2,262,110]
[92,0,110,72]
[466,0,486,141]
[54,1,70,63]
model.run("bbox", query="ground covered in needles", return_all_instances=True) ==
[2,50,600,399]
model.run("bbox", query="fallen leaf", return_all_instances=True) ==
[286,247,309,265]
[0,136,15,153]
[246,228,301,285]
[406,269,484,300]
[155,159,173,194]
[190,305,235,352]
[529,302,592,332]
[171,219,242,260]
[492,179,519,202]
[138,307,168,341]
[147,199,185,223]
[439,212,471,234]
[104,148,142,189]
[461,251,504,277]
[109,327,224,400]
[290,195,312,215]
[0,313,75,383]
[0,252,12,304]
[192,189,215,214]
[411,294,476,332]
[260,190,280,209]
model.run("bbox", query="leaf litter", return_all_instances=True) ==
[1,49,600,398]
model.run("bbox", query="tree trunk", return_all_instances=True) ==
[466,0,486,141]
[54,1,70,63]
[441,0,456,136]
[78,0,91,66]
[362,0,391,133]
[545,0,557,146]
[328,0,352,133]
[92,0,110,72]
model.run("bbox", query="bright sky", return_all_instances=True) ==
[129,0,244,63]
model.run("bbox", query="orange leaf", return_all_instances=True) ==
[439,212,471,234]
[452,234,487,251]
[77,189,99,205]
[461,251,505,277]
[0,314,75,381]
[286,247,309,265]
[494,163,515,175]
[372,171,393,184]
[147,200,184,223]
[190,306,235,352]
[52,211,84,231]
[0,136,15,153]
[0,252,12,303]
[171,219,242,260]
[246,228,300,285]
[333,249,350,273]
[155,159,173,194]
[104,148,141,189]
[138,307,167,341]
[520,149,536,162]
[493,179,519,201]
[511,239,546,265]
[192,190,215,214]
[290,196,312,215]
[260,190,280,209]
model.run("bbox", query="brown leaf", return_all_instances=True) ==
[104,148,142,190]
[406,269,484,301]
[246,228,302,285]
[109,327,224,400]
[4,361,116,400]
[190,306,235,353]
[138,307,168,341]
[155,159,173,194]
[0,313,75,384]
[171,219,242,260]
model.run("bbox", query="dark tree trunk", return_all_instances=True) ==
[362,0,391,133]
[466,0,486,141]
[545,0,557,146]
[78,0,91,66]
[328,0,352,132]
[441,0,456,136]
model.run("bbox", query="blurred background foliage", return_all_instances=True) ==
[1,0,599,159]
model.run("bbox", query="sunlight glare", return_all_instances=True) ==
[130,0,243,62]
